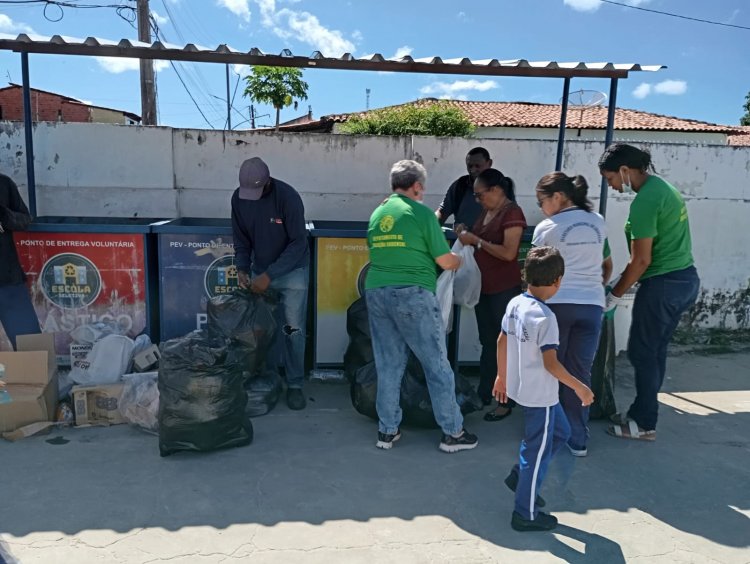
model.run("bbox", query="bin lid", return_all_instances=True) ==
[27,216,166,234]
[152,217,234,235]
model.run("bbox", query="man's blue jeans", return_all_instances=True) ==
[365,285,464,436]
[0,283,40,350]
[627,266,700,431]
[264,266,309,389]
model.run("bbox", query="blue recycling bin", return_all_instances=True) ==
[152,218,236,342]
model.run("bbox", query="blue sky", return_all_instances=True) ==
[0,0,747,129]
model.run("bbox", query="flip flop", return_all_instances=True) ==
[484,407,512,422]
[607,420,656,441]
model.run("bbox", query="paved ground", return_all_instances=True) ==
[1,349,749,563]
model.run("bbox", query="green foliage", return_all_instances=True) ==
[339,102,475,137]
[243,66,309,129]
[741,91,750,126]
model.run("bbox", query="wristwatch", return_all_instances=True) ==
[477,240,483,250]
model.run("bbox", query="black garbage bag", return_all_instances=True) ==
[207,290,277,378]
[245,369,283,418]
[344,298,373,383]
[351,357,484,429]
[589,315,617,420]
[158,331,253,456]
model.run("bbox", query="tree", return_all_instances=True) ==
[742,91,750,126]
[339,102,475,137]
[243,66,309,131]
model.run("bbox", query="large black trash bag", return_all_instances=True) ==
[346,297,483,427]
[343,298,373,383]
[207,290,283,416]
[589,315,617,420]
[245,369,283,418]
[158,331,253,457]
[207,290,278,377]
[351,357,484,429]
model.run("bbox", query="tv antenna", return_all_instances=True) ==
[561,89,607,137]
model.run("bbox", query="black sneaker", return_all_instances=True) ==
[286,388,306,411]
[376,429,401,450]
[504,469,546,507]
[511,511,558,532]
[439,429,478,453]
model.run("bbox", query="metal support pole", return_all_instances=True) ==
[555,77,571,171]
[21,52,36,216]
[225,64,232,130]
[598,78,618,217]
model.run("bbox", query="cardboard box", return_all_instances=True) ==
[72,383,126,426]
[133,345,160,372]
[0,334,59,434]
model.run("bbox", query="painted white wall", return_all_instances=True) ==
[1,122,748,329]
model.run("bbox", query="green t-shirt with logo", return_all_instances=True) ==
[366,193,450,292]
[624,175,693,280]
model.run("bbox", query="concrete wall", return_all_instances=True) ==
[1,122,748,329]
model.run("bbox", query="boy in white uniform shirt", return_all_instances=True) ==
[494,246,594,532]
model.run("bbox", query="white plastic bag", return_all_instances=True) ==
[452,240,482,308]
[69,334,135,386]
[436,269,455,333]
[119,372,159,433]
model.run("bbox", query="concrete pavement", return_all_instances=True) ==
[1,348,749,563]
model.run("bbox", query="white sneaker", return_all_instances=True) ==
[567,443,588,457]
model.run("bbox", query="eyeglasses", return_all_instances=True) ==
[473,191,488,200]
[536,196,549,208]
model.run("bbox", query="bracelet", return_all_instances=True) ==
[477,240,483,250]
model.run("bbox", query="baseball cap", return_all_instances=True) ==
[238,157,270,200]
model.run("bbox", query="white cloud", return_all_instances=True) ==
[632,82,652,99]
[233,64,252,77]
[0,13,35,34]
[151,10,169,26]
[253,0,357,56]
[654,79,687,95]
[96,57,169,74]
[457,11,467,20]
[420,79,498,98]
[632,79,687,99]
[564,0,649,12]
[392,46,413,59]
[217,0,252,23]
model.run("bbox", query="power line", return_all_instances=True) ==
[149,18,215,128]
[600,0,750,31]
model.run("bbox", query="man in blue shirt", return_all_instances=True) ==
[231,157,309,410]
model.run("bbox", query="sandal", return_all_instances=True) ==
[484,406,513,422]
[610,412,632,425]
[607,420,656,441]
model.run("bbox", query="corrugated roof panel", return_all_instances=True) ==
[0,33,666,78]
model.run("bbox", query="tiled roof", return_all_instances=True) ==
[323,99,738,134]
[728,126,750,146]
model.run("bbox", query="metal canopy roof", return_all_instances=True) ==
[0,33,665,79]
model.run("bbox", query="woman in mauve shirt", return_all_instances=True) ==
[456,168,527,422]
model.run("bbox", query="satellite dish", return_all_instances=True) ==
[562,89,608,107]
[559,89,608,136]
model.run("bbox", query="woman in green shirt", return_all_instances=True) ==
[599,144,700,441]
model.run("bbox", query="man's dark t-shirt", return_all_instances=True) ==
[437,175,482,227]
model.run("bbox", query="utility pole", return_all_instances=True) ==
[250,105,256,129]
[366,88,371,110]
[137,0,157,125]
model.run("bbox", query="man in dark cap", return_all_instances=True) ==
[0,172,40,349]
[231,157,310,410]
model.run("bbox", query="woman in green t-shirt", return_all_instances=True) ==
[599,144,700,441]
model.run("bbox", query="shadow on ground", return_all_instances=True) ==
[1,350,748,561]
